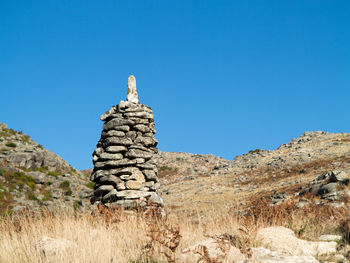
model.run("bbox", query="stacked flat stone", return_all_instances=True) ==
[90,75,163,209]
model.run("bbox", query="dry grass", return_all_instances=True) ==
[0,199,349,263]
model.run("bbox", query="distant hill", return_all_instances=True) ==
[1,121,349,216]
[155,131,350,214]
[0,123,92,214]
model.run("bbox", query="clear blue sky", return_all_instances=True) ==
[1,1,349,170]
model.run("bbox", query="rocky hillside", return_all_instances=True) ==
[1,121,349,216]
[156,131,350,214]
[0,123,92,214]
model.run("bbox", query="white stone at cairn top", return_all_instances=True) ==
[126,75,139,104]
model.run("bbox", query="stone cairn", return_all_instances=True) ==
[90,75,163,209]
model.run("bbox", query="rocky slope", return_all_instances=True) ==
[0,123,92,214]
[156,131,350,214]
[1,120,349,216]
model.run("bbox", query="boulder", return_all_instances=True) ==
[330,170,349,184]
[250,247,318,263]
[181,238,246,263]
[256,226,337,257]
[27,171,46,184]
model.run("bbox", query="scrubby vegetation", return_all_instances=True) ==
[5,142,17,148]
[0,199,349,263]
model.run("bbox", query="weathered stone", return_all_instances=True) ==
[103,118,134,131]
[135,158,146,164]
[116,190,151,199]
[181,238,245,263]
[105,146,128,153]
[102,130,125,137]
[106,125,130,132]
[125,131,137,140]
[98,175,122,186]
[126,180,142,190]
[116,182,126,190]
[144,181,155,188]
[125,149,152,160]
[256,226,337,257]
[109,199,140,209]
[134,124,150,133]
[330,170,349,184]
[103,137,133,147]
[102,189,118,202]
[93,147,103,156]
[125,149,153,160]
[148,192,163,206]
[143,170,158,181]
[91,76,160,208]
[129,145,153,153]
[124,105,152,113]
[94,185,115,197]
[149,182,160,191]
[100,106,117,121]
[90,169,117,181]
[128,117,149,124]
[126,75,139,103]
[27,171,46,184]
[318,234,342,241]
[137,162,157,170]
[143,132,154,137]
[135,136,157,147]
[120,167,145,181]
[250,247,318,263]
[99,152,123,161]
[124,111,154,119]
[94,159,137,169]
[317,183,338,196]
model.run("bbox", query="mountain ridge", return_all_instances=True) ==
[0,122,349,215]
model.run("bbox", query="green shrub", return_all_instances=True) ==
[5,142,17,148]
[8,129,16,135]
[27,181,36,190]
[42,191,53,201]
[73,201,81,210]
[159,166,172,172]
[60,180,70,188]
[21,135,30,143]
[0,148,7,153]
[248,149,263,154]
[36,166,48,173]
[48,171,59,177]
[85,182,95,189]
[27,193,38,201]
[7,172,35,191]
[0,169,3,177]
[65,189,72,196]
[38,144,43,149]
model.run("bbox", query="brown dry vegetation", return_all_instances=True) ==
[161,154,350,216]
[0,199,349,263]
